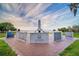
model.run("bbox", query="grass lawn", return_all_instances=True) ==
[59,40,79,56]
[74,32,79,38]
[0,32,6,38]
[0,39,16,56]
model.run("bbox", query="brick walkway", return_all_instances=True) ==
[4,36,76,56]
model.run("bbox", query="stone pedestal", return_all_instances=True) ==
[54,32,62,41]
[65,32,73,40]
[30,33,49,43]
[6,31,14,38]
[16,31,27,41]
[65,32,73,37]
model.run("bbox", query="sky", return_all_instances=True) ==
[0,3,79,30]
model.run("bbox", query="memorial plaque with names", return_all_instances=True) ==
[54,32,62,41]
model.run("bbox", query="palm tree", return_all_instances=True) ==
[69,3,79,16]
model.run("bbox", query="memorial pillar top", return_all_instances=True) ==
[35,20,44,33]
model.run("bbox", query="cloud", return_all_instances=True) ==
[39,7,69,29]
[0,3,79,30]
[0,12,35,30]
[24,3,52,18]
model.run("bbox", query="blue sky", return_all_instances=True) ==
[0,3,79,30]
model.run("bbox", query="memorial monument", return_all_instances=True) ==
[65,32,73,40]
[65,32,73,37]
[6,30,14,38]
[16,29,27,41]
[54,31,62,41]
[30,20,49,43]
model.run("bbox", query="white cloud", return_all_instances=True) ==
[25,3,52,18]
[0,3,78,30]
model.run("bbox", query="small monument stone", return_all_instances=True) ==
[16,29,27,41]
[65,32,73,37]
[6,30,14,38]
[54,32,62,41]
[65,32,73,40]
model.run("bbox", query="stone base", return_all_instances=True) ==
[16,32,27,41]
[30,33,49,43]
[65,32,73,37]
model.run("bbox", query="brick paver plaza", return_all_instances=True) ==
[5,35,76,56]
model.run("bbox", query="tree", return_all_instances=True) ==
[72,25,79,32]
[58,27,68,32]
[68,26,72,32]
[69,3,79,16]
[0,22,16,32]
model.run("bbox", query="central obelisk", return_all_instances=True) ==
[38,20,41,33]
[30,19,49,43]
[36,20,44,33]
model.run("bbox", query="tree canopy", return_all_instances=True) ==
[0,22,16,32]
[58,25,79,32]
